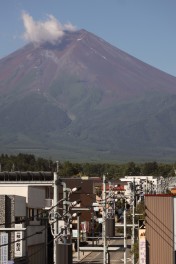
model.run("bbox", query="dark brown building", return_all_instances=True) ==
[58,177,101,223]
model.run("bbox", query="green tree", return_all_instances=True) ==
[59,161,80,177]
[124,162,141,176]
[142,161,159,175]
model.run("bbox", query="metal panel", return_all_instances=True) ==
[56,243,72,264]
[145,195,174,264]
[173,197,176,251]
[28,244,45,264]
[106,218,115,237]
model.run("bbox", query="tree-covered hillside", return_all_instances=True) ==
[0,153,175,179]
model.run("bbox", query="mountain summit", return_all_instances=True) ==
[0,29,176,162]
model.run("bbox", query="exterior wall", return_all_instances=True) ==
[0,195,6,226]
[6,196,15,260]
[28,244,46,264]
[120,176,158,195]
[27,225,46,246]
[0,193,47,263]
[0,175,52,264]
[28,187,45,208]
[0,185,46,209]
[14,196,26,217]
[0,186,28,199]
[145,195,174,264]
[171,188,176,194]
[0,195,16,260]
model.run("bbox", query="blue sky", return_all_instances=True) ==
[0,0,176,76]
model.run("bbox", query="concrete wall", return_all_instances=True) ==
[27,225,46,246]
[0,189,47,262]
[0,195,16,260]
[28,187,45,208]
[0,185,46,209]
[0,186,28,199]
[0,195,6,226]
[14,196,26,217]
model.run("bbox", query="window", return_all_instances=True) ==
[28,208,34,221]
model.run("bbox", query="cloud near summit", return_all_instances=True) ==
[22,12,77,44]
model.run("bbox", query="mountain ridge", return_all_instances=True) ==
[0,29,176,162]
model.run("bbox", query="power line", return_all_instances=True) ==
[0,226,47,248]
[0,198,68,250]
[0,198,65,227]
[27,231,54,261]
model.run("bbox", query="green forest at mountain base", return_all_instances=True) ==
[0,153,175,179]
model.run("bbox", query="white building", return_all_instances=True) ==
[119,175,164,203]
[0,172,53,264]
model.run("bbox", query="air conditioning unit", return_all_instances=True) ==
[45,199,53,208]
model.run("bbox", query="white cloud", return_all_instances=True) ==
[22,12,77,44]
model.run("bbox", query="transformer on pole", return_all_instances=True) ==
[52,171,81,264]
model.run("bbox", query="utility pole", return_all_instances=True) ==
[77,214,80,261]
[55,181,81,264]
[53,171,59,264]
[51,168,81,264]
[131,177,135,264]
[61,181,72,244]
[123,201,127,264]
[102,174,108,264]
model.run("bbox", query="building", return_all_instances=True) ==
[145,194,176,264]
[0,172,53,264]
[0,195,26,263]
[0,172,104,263]
[120,176,164,204]
[57,177,103,238]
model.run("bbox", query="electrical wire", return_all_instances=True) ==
[27,233,55,262]
[0,225,47,248]
[0,198,66,227]
[0,186,115,250]
[0,198,68,249]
